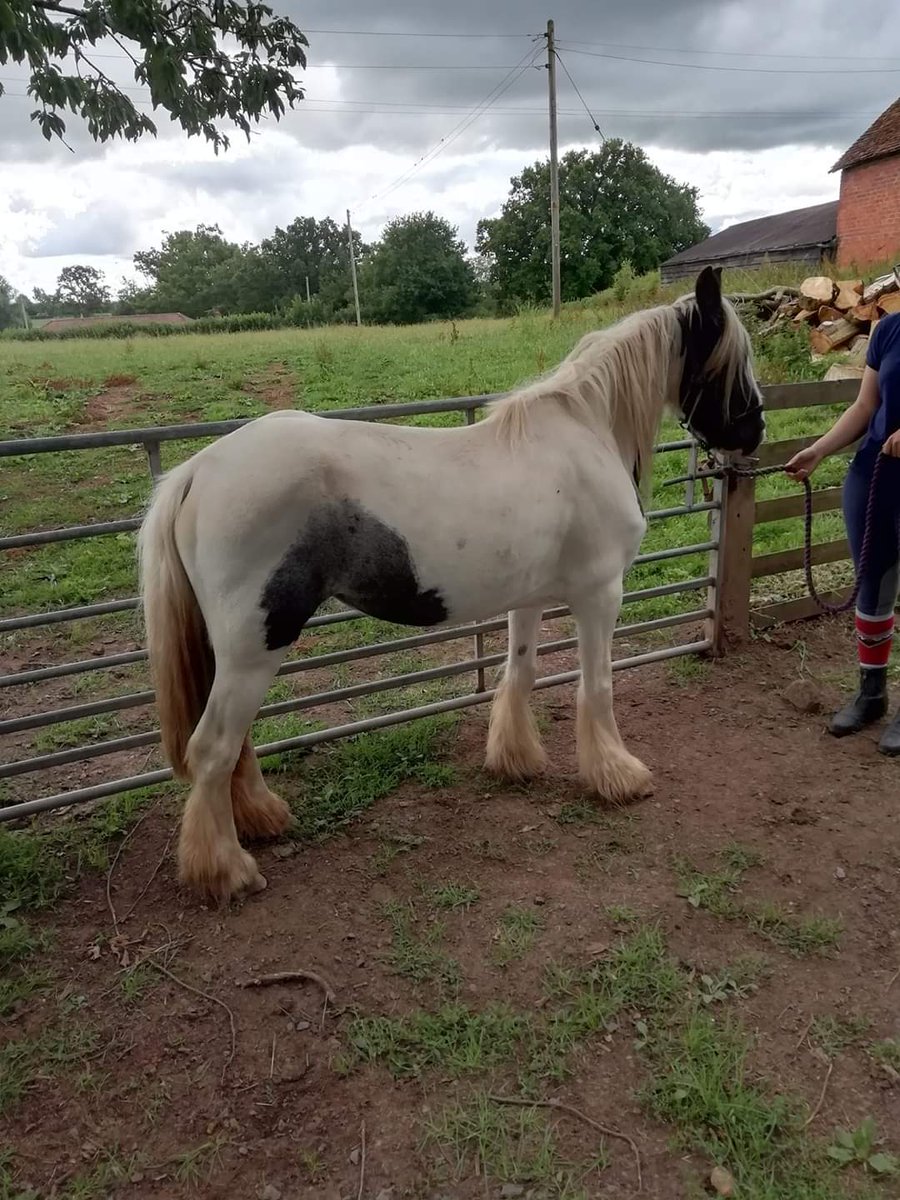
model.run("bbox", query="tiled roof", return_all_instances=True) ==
[831,97,900,172]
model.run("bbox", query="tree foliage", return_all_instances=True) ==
[0,275,14,329]
[362,212,477,325]
[134,224,244,316]
[476,141,709,307]
[55,263,109,313]
[0,0,308,149]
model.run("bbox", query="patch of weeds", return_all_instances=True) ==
[492,906,543,967]
[0,1149,37,1200]
[119,962,155,1005]
[828,1118,898,1176]
[429,882,480,910]
[722,842,764,872]
[0,1023,98,1115]
[370,831,425,877]
[666,655,709,686]
[869,1038,900,1072]
[346,1004,531,1077]
[64,1147,145,1199]
[748,904,843,957]
[810,1014,871,1058]
[381,900,460,991]
[172,1138,226,1186]
[467,838,508,863]
[693,957,767,1006]
[298,1148,327,1183]
[674,857,744,919]
[291,716,456,841]
[0,902,48,1017]
[554,799,601,826]
[424,1091,605,1199]
[604,903,640,924]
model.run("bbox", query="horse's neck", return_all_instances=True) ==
[602,323,677,482]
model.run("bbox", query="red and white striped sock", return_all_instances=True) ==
[856,611,895,669]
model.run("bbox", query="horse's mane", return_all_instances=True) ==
[486,293,751,484]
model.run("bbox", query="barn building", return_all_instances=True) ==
[660,96,900,283]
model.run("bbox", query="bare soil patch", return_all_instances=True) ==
[3,618,900,1199]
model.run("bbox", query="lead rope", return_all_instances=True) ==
[674,455,886,617]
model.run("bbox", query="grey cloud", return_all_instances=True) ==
[2,0,898,168]
[30,205,137,257]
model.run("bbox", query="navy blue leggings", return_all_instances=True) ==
[843,455,900,619]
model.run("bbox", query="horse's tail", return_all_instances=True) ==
[138,462,214,780]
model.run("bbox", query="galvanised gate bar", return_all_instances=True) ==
[0,379,857,822]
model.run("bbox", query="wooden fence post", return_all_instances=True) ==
[706,470,757,653]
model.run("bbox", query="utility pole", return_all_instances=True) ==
[304,275,311,303]
[547,18,561,318]
[19,296,29,330]
[346,209,362,326]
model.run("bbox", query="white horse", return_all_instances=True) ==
[138,266,764,902]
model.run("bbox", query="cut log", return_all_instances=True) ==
[862,273,899,304]
[823,363,864,382]
[847,335,869,367]
[793,307,819,325]
[800,275,836,309]
[877,291,900,315]
[834,281,863,311]
[817,305,843,323]
[849,302,878,324]
[809,318,859,355]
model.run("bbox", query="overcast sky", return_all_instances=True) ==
[2,0,899,296]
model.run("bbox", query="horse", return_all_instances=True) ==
[138,265,764,903]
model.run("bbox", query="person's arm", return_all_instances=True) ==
[785,366,881,480]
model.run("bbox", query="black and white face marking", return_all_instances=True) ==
[676,265,765,457]
[260,499,448,651]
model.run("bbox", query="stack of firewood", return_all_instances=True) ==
[734,268,900,379]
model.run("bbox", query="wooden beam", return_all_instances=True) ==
[750,588,853,628]
[751,537,850,579]
[708,472,756,650]
[755,437,859,468]
[754,486,843,524]
[760,379,858,412]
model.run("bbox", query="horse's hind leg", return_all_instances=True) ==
[180,652,281,903]
[485,605,547,780]
[572,580,652,803]
[231,738,292,840]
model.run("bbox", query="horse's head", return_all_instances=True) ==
[674,266,765,458]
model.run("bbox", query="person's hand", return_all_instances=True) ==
[784,445,823,481]
[882,431,900,458]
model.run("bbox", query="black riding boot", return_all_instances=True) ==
[829,667,888,737]
[879,708,900,755]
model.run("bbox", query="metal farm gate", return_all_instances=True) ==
[0,380,855,823]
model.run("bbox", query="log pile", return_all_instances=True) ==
[732,267,900,380]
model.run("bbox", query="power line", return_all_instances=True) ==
[302,28,535,39]
[354,45,542,212]
[554,49,605,140]
[556,44,900,75]
[565,38,900,64]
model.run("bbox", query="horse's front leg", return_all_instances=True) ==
[485,605,547,781]
[572,580,652,803]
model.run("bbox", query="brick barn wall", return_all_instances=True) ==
[837,155,900,268]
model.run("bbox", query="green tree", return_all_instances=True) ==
[55,263,110,314]
[134,225,246,316]
[256,216,361,313]
[476,141,709,307]
[0,0,308,149]
[363,212,476,325]
[0,274,14,329]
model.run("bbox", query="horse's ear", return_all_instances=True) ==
[695,264,722,317]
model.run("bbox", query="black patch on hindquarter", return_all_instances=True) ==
[261,499,448,650]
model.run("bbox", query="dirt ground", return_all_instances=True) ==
[3,616,900,1200]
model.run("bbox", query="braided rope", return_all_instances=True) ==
[730,456,885,616]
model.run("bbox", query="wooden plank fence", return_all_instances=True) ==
[711,376,859,647]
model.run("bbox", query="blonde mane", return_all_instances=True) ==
[486,293,752,485]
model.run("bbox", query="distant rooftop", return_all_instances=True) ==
[662,200,838,270]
